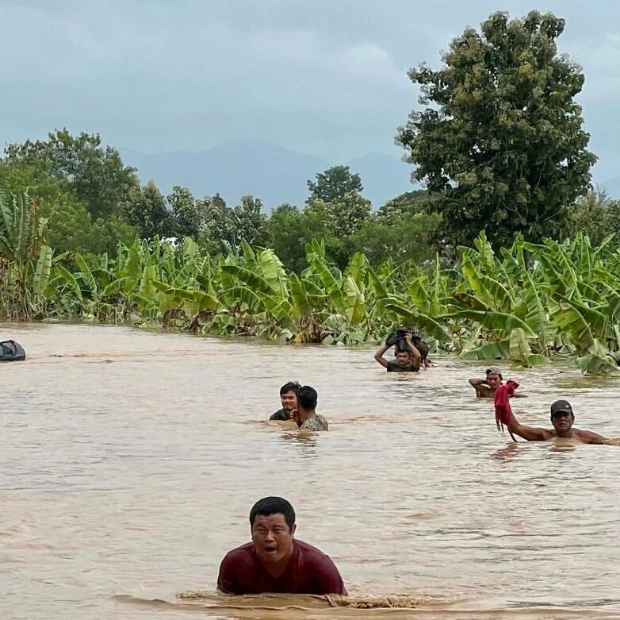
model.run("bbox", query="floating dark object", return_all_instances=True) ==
[0,340,26,362]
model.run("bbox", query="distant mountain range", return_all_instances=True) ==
[120,140,414,209]
[121,139,620,209]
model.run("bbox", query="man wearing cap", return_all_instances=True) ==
[502,399,610,444]
[469,367,503,398]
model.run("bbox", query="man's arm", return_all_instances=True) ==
[469,378,486,387]
[313,556,348,595]
[505,412,551,442]
[216,555,238,594]
[405,335,421,370]
[469,378,490,397]
[577,429,609,445]
[374,344,390,368]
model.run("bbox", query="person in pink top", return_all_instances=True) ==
[217,496,347,595]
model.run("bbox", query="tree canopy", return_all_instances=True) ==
[396,10,597,248]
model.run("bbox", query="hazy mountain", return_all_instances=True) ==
[121,140,413,209]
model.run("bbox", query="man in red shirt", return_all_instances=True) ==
[217,496,347,595]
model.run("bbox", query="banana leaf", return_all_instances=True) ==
[289,273,312,318]
[33,245,53,298]
[576,354,619,375]
[344,275,365,326]
[221,265,273,295]
[258,249,290,298]
[384,302,451,341]
[460,340,510,360]
[442,309,537,339]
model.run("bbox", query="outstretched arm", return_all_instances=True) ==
[495,381,549,442]
[577,429,610,445]
[374,344,390,368]
[504,412,551,442]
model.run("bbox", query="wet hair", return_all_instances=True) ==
[279,381,301,396]
[249,496,296,529]
[297,385,318,410]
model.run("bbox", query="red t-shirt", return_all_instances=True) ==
[217,539,346,595]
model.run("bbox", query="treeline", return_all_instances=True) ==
[0,129,443,271]
[1,128,618,276]
[2,9,620,281]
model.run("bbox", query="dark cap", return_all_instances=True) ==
[486,366,502,377]
[550,400,573,415]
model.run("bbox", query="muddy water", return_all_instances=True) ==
[2,324,620,620]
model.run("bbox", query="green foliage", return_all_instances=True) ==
[121,180,174,240]
[397,10,597,249]
[3,128,136,220]
[200,194,268,254]
[565,190,620,246]
[307,165,363,204]
[0,188,48,320]
[167,186,206,238]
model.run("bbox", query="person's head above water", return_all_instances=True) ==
[249,496,296,566]
[485,367,503,388]
[550,400,575,435]
[279,381,300,413]
[297,385,318,412]
[395,349,412,366]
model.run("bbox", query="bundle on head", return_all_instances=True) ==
[494,380,519,441]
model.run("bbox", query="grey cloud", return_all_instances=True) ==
[0,0,618,180]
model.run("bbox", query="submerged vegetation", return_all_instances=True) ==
[2,190,620,376]
[2,10,620,375]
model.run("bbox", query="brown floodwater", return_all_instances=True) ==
[3,323,620,620]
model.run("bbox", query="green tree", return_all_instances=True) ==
[0,158,124,254]
[167,186,206,238]
[348,211,442,267]
[231,195,268,247]
[121,180,174,240]
[307,165,363,204]
[565,190,619,245]
[396,10,597,248]
[266,204,333,272]
[200,194,267,254]
[3,129,137,220]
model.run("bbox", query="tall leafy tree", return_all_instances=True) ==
[3,129,136,220]
[307,165,363,205]
[121,180,174,240]
[396,10,597,248]
[231,195,268,247]
[167,186,207,238]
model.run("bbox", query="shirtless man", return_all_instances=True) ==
[504,399,609,444]
[469,367,503,397]
[374,333,422,372]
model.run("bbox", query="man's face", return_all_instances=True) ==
[551,411,574,434]
[251,513,296,565]
[486,373,502,388]
[396,351,411,366]
[280,390,297,413]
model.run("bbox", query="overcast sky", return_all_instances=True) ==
[2,0,619,182]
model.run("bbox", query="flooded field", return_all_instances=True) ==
[2,323,620,619]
